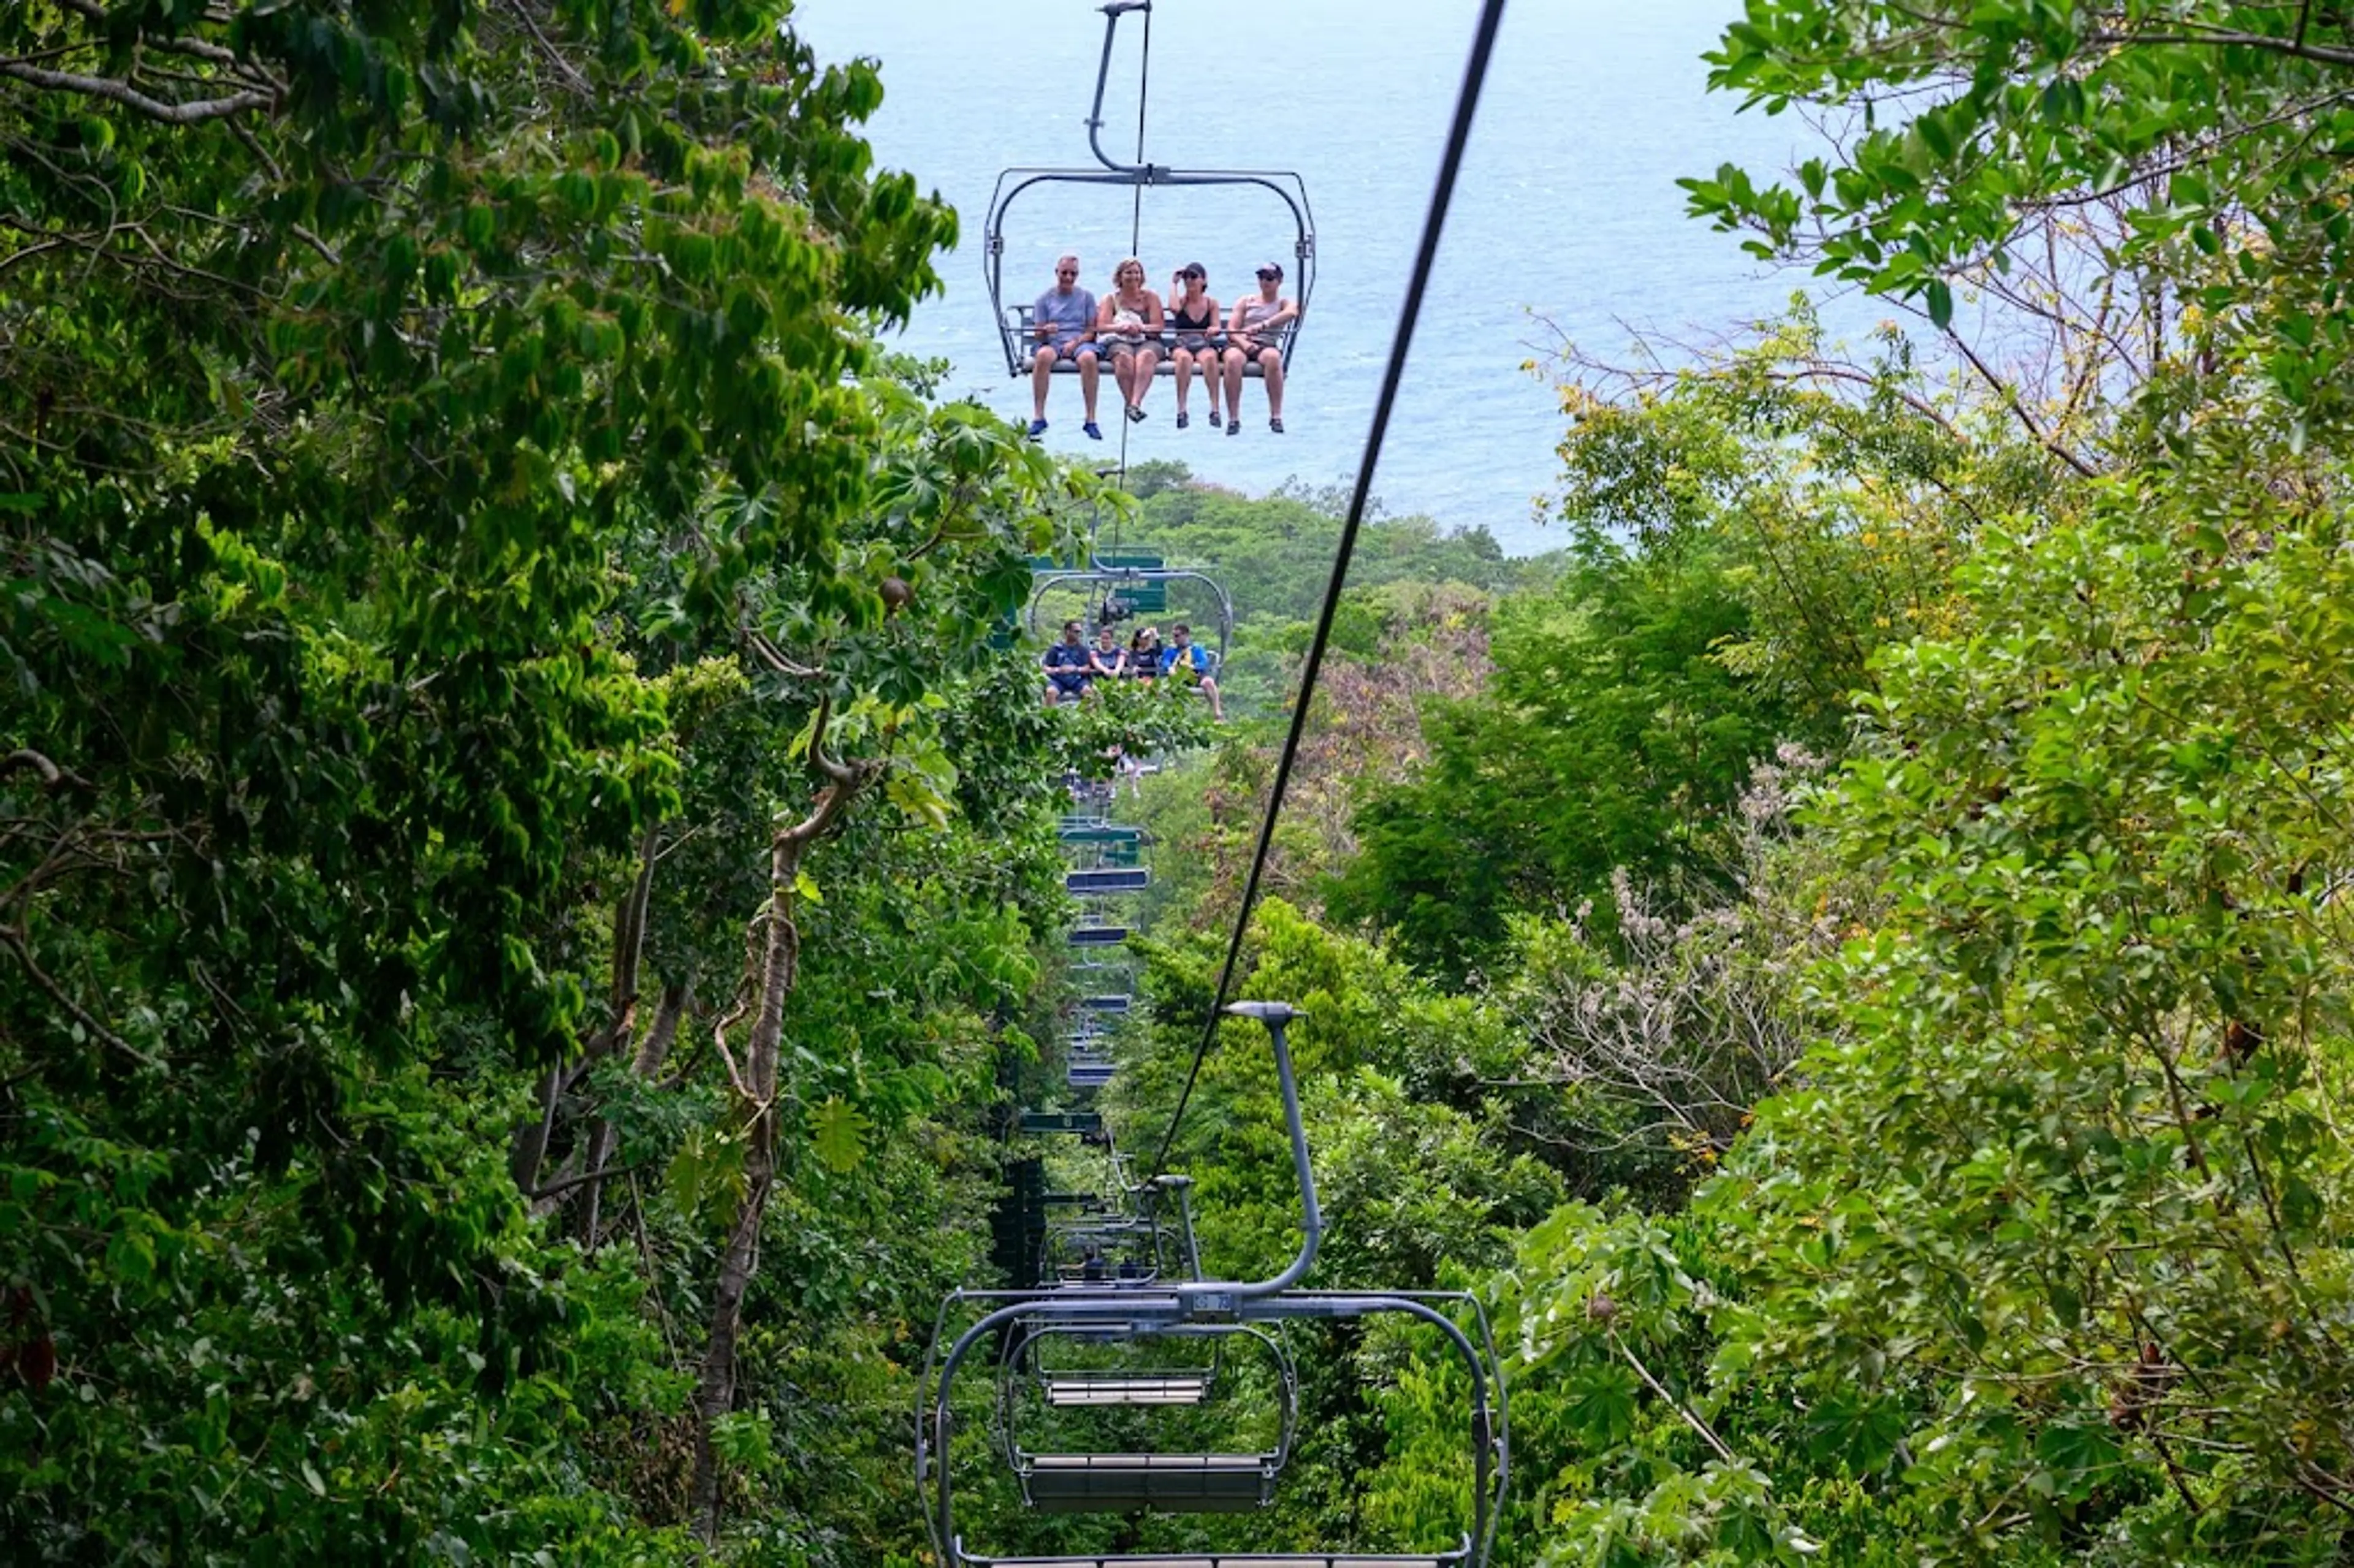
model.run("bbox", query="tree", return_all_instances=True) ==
[1330,535,1808,982]
[0,3,1088,1558]
[1689,0,2354,440]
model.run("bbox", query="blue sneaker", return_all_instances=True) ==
[1083,421,1103,441]
[1026,418,1048,440]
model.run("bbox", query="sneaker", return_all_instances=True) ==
[1269,417,1285,435]
[1026,418,1048,440]
[1125,403,1147,424]
[1176,411,1190,430]
[1209,409,1222,428]
[1225,420,1239,438]
[1083,421,1103,441]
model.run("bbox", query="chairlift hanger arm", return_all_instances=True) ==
[1087,1,1152,176]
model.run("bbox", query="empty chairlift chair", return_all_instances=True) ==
[920,1003,1507,1568]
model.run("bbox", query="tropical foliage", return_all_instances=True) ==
[10,1,2354,1565]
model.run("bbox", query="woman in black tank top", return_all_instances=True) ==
[1168,264,1223,431]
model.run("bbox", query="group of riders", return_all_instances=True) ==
[1028,254,1299,440]
[1042,618,1225,721]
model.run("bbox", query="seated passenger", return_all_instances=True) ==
[1097,257,1165,424]
[1042,619,1092,706]
[1029,254,1103,442]
[1116,1257,1143,1282]
[1087,624,1128,684]
[1127,625,1162,682]
[1167,263,1224,430]
[1157,622,1225,721]
[1081,1247,1107,1283]
[1222,261,1299,436]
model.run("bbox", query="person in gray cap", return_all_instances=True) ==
[1222,261,1298,435]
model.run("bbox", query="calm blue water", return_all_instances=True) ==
[794,0,1857,555]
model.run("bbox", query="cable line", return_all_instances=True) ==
[1146,0,1510,1183]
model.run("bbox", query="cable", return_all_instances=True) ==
[1145,0,1510,1183]
[1111,1,1153,525]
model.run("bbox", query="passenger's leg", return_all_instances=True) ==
[1200,674,1224,721]
[1173,350,1194,415]
[1222,348,1246,419]
[1032,345,1057,420]
[1262,349,1285,422]
[1076,349,1100,421]
[1133,346,1159,408]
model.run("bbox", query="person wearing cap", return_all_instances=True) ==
[1157,622,1224,720]
[1222,261,1299,435]
[1167,262,1224,430]
[1029,254,1104,442]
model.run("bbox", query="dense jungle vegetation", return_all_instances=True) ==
[6,1,2354,1564]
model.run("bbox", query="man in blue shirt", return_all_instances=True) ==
[1042,619,1094,706]
[1157,622,1224,720]
[1029,254,1103,442]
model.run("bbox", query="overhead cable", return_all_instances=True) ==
[1146,0,1511,1183]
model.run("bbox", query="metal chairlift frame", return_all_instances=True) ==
[1028,561,1236,662]
[984,2,1317,385]
[998,1321,1300,1500]
[920,1004,1507,1567]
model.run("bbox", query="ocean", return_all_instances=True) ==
[793,0,1860,556]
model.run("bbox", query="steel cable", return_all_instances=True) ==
[1145,0,1510,1183]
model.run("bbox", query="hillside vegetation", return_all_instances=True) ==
[7,2,2354,1566]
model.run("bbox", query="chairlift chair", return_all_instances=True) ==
[985,2,1316,386]
[921,1005,1507,1567]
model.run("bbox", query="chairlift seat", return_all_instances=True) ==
[1068,869,1151,895]
[1069,926,1129,947]
[1080,995,1133,1013]
[1010,307,1296,379]
[1024,1453,1277,1513]
[1060,824,1145,846]
[971,1557,1450,1567]
[1041,1372,1210,1407]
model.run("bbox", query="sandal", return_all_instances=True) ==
[1225,420,1239,438]
[1269,417,1285,435]
[1209,409,1222,428]
[1176,411,1190,430]
[1126,403,1147,424]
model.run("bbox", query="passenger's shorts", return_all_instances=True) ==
[1044,338,1099,360]
[1105,335,1156,360]
[1171,332,1220,356]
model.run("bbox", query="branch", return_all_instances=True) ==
[502,0,594,96]
[1,750,93,793]
[1941,322,2101,479]
[1612,1326,1738,1465]
[745,627,825,680]
[530,1160,642,1203]
[0,59,272,124]
[0,925,159,1068]
[2091,26,2354,70]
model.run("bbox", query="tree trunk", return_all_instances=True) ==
[691,716,872,1540]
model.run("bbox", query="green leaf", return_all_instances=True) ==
[809,1097,869,1174]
